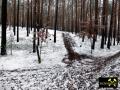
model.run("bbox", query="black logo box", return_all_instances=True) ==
[99,77,118,88]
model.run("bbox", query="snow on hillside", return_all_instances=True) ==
[0,27,67,70]
[0,27,120,90]
[70,33,120,57]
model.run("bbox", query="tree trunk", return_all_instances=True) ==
[107,0,115,49]
[17,0,20,42]
[117,0,120,44]
[104,0,108,45]
[92,0,98,49]
[62,0,65,31]
[75,0,78,34]
[113,0,117,45]
[30,0,33,30]
[1,0,7,55]
[46,0,51,38]
[36,45,41,63]
[37,0,40,45]
[27,0,30,36]
[71,0,74,33]
[101,0,108,49]
[33,0,37,53]
[22,0,24,28]
[54,0,59,43]
[40,0,43,28]
[13,0,16,35]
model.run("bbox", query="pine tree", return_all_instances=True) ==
[40,0,43,29]
[107,0,115,49]
[117,0,120,44]
[27,0,30,36]
[71,0,74,33]
[36,0,40,45]
[1,0,7,55]
[13,0,16,35]
[113,0,117,45]
[62,0,65,31]
[30,0,33,31]
[22,0,24,28]
[75,0,78,34]
[101,0,107,49]
[46,0,51,38]
[89,0,92,36]
[81,0,86,42]
[54,0,59,43]
[17,0,20,42]
[104,0,108,45]
[92,0,98,49]
[33,0,37,53]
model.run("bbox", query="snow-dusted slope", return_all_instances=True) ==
[0,27,67,70]
[0,27,120,90]
[70,33,120,57]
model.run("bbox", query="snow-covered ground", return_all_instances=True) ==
[0,27,120,90]
[0,27,67,70]
[70,33,120,57]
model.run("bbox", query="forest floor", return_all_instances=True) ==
[0,27,120,90]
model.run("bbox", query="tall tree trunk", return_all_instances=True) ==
[117,0,120,44]
[107,0,115,49]
[22,0,24,28]
[89,0,92,36]
[33,0,37,53]
[101,0,108,48]
[71,0,74,33]
[40,0,43,28]
[104,0,108,45]
[113,0,117,45]
[17,0,20,42]
[27,0,30,36]
[82,0,86,42]
[92,0,98,49]
[54,0,59,43]
[37,0,40,45]
[46,0,51,38]
[62,0,65,31]
[13,0,16,35]
[30,0,33,30]
[1,0,7,55]
[75,0,78,34]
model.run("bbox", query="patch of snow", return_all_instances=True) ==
[70,33,120,57]
[0,27,67,70]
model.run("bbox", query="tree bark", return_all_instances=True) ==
[54,0,59,43]
[13,0,16,35]
[1,0,7,55]
[17,0,20,42]
[92,0,98,49]
[27,0,30,36]
[33,0,37,53]
[107,0,115,49]
[117,0,120,44]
